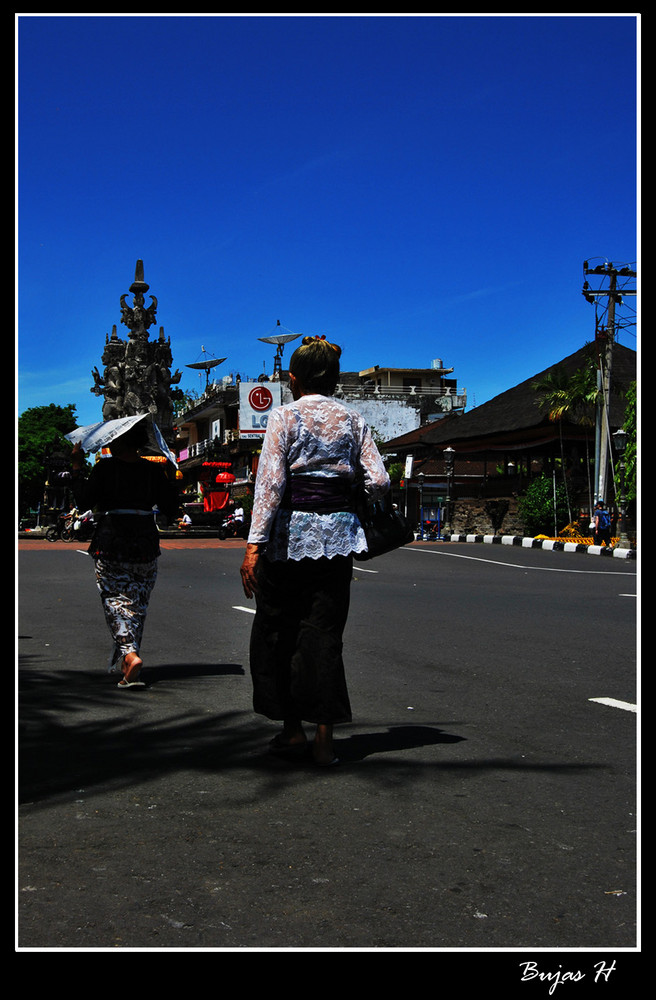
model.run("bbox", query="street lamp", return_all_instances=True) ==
[417,472,425,540]
[443,447,455,536]
[612,427,630,549]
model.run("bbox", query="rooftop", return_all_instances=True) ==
[384,342,636,452]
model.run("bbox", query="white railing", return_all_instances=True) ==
[185,432,238,458]
[337,384,466,403]
[188,439,211,458]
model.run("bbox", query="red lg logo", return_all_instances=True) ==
[249,386,273,411]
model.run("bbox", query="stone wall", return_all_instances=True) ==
[446,492,635,542]
[450,495,525,536]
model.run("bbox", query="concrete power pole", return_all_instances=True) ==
[582,260,636,504]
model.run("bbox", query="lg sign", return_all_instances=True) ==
[239,381,281,437]
[249,385,273,411]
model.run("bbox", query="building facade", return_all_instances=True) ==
[383,343,637,540]
[173,360,467,522]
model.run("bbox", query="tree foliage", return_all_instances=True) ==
[617,380,636,503]
[533,359,599,525]
[518,475,570,537]
[533,354,602,521]
[533,357,599,426]
[18,404,79,517]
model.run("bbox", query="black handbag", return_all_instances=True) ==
[354,491,414,561]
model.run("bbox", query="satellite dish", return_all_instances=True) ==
[258,323,301,376]
[258,333,301,347]
[185,347,227,386]
[186,358,227,370]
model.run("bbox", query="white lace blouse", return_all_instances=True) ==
[248,394,391,561]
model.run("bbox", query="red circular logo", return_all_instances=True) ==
[249,385,273,411]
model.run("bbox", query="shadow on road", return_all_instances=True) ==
[18,664,610,809]
[337,724,464,760]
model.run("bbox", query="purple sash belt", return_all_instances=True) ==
[280,476,355,514]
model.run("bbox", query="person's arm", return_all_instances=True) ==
[240,542,263,598]
[359,424,391,499]
[155,466,181,524]
[246,408,288,545]
[69,444,100,510]
[240,409,287,597]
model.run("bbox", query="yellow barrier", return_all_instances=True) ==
[535,535,619,546]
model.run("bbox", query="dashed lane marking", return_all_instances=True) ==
[589,697,637,713]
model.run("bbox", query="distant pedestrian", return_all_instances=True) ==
[593,500,612,547]
[70,420,179,687]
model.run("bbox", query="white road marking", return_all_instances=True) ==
[406,547,635,576]
[589,697,637,713]
[233,605,256,614]
[353,567,378,573]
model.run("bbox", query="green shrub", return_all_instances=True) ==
[518,475,570,537]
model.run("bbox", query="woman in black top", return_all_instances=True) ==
[71,421,179,687]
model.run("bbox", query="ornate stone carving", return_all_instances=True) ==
[91,261,182,443]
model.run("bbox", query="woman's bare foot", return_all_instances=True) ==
[283,718,307,743]
[313,723,338,766]
[118,651,144,687]
[269,720,307,751]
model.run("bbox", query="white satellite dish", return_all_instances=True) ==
[258,333,301,347]
[185,347,227,386]
[258,323,301,375]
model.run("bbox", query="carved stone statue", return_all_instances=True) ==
[90,261,180,445]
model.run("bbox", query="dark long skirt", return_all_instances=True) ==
[250,554,353,724]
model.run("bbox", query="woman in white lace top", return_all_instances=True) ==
[240,336,390,765]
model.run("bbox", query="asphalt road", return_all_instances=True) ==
[17,538,638,967]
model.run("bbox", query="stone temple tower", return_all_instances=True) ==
[90,260,182,445]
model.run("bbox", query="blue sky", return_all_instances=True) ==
[17,13,638,429]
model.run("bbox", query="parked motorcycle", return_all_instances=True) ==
[217,513,249,540]
[422,518,441,541]
[60,509,98,542]
[46,509,76,542]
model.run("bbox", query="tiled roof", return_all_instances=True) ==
[384,342,636,451]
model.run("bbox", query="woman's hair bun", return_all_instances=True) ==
[289,335,342,393]
[301,334,341,356]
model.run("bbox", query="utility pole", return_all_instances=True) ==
[582,260,636,504]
